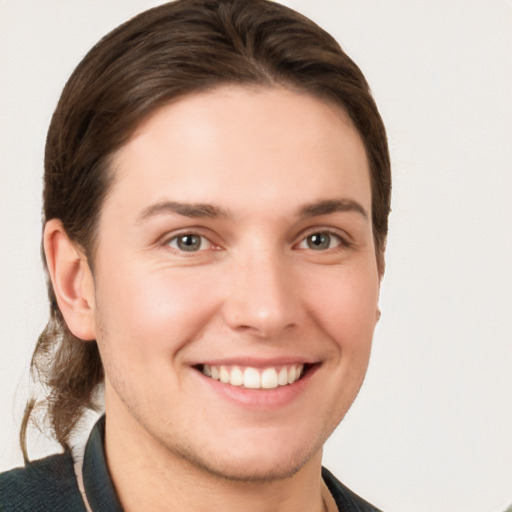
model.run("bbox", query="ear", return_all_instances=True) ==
[43,219,96,341]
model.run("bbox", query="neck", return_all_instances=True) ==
[104,403,329,512]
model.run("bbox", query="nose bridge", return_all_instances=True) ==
[223,243,299,337]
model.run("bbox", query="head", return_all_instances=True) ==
[23,0,390,473]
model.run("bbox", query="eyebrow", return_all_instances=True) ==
[137,198,368,224]
[297,199,368,220]
[137,201,229,223]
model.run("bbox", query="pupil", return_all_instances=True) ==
[308,233,329,250]
[178,235,201,251]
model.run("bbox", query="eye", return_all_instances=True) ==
[298,232,343,251]
[167,233,211,252]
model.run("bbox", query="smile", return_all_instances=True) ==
[198,364,305,389]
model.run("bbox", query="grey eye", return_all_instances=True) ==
[169,234,205,252]
[303,232,341,251]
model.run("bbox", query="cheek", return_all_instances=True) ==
[94,263,219,362]
[302,264,379,352]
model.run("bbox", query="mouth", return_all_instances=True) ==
[194,363,312,390]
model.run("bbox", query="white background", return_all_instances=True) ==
[1,1,511,511]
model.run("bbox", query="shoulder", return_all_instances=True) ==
[322,467,384,512]
[0,451,86,512]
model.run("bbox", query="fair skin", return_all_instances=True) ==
[45,86,381,512]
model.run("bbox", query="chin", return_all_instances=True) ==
[182,450,315,483]
[165,433,323,483]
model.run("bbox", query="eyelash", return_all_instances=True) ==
[296,229,351,252]
[165,232,217,253]
[163,228,351,255]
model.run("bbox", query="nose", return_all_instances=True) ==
[221,250,301,338]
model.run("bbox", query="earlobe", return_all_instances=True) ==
[43,219,96,341]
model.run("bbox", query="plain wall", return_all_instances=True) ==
[1,1,511,511]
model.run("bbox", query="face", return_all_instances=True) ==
[89,86,380,481]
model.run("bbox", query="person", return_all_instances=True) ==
[0,0,391,510]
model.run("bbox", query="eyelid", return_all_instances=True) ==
[160,228,221,252]
[294,227,353,250]
[167,234,211,251]
[157,225,353,253]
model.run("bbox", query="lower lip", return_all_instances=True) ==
[193,365,318,410]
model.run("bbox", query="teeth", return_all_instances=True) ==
[261,368,278,389]
[219,367,230,383]
[287,365,297,384]
[201,364,304,389]
[244,367,260,389]
[230,366,243,386]
[278,367,288,386]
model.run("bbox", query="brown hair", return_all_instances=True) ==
[22,0,391,458]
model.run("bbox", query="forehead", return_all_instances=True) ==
[105,86,371,222]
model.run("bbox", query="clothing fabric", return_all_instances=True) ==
[0,416,382,511]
